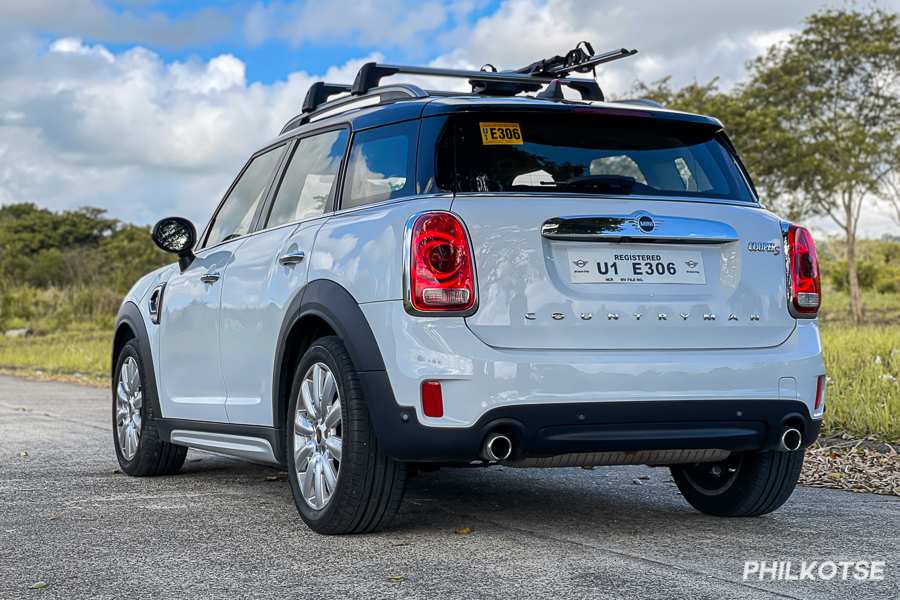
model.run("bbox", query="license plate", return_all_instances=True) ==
[568,248,706,284]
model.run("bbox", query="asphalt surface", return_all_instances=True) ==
[0,375,897,600]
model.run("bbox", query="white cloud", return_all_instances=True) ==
[0,34,379,225]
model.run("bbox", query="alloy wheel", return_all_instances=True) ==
[115,356,143,460]
[293,362,342,510]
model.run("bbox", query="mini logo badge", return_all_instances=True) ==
[638,215,655,233]
[685,260,699,269]
[573,259,589,268]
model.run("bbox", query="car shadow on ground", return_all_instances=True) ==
[168,452,830,540]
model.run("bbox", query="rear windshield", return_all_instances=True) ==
[436,112,756,202]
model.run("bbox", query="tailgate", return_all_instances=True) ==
[455,196,794,350]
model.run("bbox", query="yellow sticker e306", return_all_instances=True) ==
[479,122,523,145]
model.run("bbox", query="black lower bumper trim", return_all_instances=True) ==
[361,371,820,462]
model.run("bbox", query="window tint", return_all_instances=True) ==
[267,129,348,228]
[205,146,285,247]
[342,121,417,210]
[438,113,755,202]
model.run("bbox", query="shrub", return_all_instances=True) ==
[827,260,880,291]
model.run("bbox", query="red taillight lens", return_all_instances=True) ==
[785,225,821,317]
[407,212,476,313]
[421,380,443,417]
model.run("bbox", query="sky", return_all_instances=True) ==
[0,0,897,237]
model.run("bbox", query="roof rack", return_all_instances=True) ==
[291,43,638,124]
[350,46,636,100]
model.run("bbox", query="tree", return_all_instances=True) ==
[628,78,807,221]
[0,203,169,291]
[743,8,900,322]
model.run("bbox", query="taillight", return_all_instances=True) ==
[784,224,821,318]
[405,211,476,314]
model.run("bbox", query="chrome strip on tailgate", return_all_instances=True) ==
[541,211,739,244]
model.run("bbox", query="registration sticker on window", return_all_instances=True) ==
[479,122,523,145]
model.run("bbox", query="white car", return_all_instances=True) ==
[112,51,826,535]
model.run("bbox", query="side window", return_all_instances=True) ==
[266,129,348,228]
[204,146,285,247]
[341,121,417,210]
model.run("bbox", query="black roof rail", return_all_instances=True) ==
[302,82,352,113]
[280,84,428,134]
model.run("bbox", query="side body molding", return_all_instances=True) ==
[272,279,389,437]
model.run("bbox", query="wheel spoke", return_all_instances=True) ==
[294,441,315,469]
[322,457,338,492]
[300,461,316,501]
[294,413,315,437]
[324,399,341,429]
[120,364,131,395]
[126,359,138,393]
[301,380,317,420]
[313,459,325,507]
[118,421,128,450]
[132,391,142,410]
[321,370,336,405]
[132,414,141,432]
[313,364,323,404]
[324,436,342,462]
[117,382,129,406]
[126,426,138,457]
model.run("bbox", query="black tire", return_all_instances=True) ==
[286,336,407,535]
[112,339,187,476]
[671,450,804,517]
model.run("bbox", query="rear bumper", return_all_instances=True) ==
[359,300,824,461]
[363,369,820,461]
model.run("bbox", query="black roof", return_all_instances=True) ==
[275,92,723,143]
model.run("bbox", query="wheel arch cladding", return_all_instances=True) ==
[113,301,163,421]
[273,279,387,433]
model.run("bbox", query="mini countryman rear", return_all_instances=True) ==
[113,44,825,534]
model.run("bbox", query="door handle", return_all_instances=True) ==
[278,251,306,266]
[200,272,221,284]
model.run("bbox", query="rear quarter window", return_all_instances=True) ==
[341,121,418,210]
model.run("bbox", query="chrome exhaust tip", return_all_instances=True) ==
[778,427,803,452]
[481,433,512,462]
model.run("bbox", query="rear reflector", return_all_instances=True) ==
[421,380,443,418]
[814,375,826,415]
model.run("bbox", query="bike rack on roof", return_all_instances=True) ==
[291,44,639,127]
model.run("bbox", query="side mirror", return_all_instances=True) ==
[152,216,197,271]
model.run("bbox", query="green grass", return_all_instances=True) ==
[0,330,109,382]
[820,324,900,440]
[819,289,900,325]
[0,294,898,442]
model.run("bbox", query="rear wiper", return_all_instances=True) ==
[542,175,637,193]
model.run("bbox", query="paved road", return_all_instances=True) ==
[0,375,897,600]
